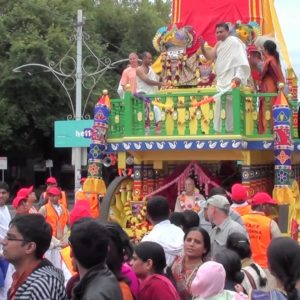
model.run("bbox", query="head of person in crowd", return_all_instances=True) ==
[231,184,248,204]
[17,185,36,210]
[141,51,153,67]
[47,186,61,205]
[263,40,280,63]
[132,241,166,280]
[182,210,200,232]
[69,220,110,276]
[109,222,133,262]
[206,195,230,225]
[184,177,197,196]
[191,261,226,298]
[248,45,263,70]
[146,195,170,225]
[105,223,126,280]
[214,249,244,291]
[251,192,277,216]
[0,181,9,207]
[128,52,139,68]
[105,222,133,278]
[267,237,300,300]
[170,212,186,229]
[45,176,58,189]
[227,232,267,288]
[208,186,228,198]
[2,214,52,265]
[69,200,91,226]
[12,195,29,214]
[215,22,230,42]
[184,227,210,262]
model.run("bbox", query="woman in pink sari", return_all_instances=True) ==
[258,40,285,134]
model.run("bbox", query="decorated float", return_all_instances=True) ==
[84,0,300,241]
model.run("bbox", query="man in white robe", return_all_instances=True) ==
[201,23,250,132]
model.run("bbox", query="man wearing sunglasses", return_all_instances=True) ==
[1,214,67,299]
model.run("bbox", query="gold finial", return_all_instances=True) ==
[103,89,108,95]
[125,84,131,92]
[278,82,285,90]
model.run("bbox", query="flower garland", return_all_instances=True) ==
[178,191,202,213]
[124,201,152,241]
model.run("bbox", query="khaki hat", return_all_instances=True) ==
[207,195,230,209]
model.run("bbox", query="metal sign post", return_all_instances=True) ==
[0,157,8,182]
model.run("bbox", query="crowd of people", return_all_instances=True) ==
[118,23,285,134]
[0,175,300,300]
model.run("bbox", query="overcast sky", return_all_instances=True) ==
[275,0,299,85]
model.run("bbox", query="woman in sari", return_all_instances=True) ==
[258,40,285,134]
[171,227,210,300]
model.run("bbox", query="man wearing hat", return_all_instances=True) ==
[230,183,252,216]
[12,195,29,215]
[16,186,38,213]
[206,195,248,257]
[242,192,281,281]
[39,177,68,209]
[39,186,69,246]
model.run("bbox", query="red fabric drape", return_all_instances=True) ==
[172,0,262,45]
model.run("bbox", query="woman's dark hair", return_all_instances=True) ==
[227,232,251,259]
[268,237,300,300]
[134,241,166,274]
[184,227,211,260]
[263,40,280,63]
[214,249,244,284]
[227,233,267,287]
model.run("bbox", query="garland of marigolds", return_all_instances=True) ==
[124,201,152,241]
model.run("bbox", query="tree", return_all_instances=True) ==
[0,0,171,159]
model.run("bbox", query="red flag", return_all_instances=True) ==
[172,0,263,45]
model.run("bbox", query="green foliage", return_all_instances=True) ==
[0,0,171,156]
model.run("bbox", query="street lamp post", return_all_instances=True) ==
[13,9,128,193]
[74,9,83,191]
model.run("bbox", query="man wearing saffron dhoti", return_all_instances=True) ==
[201,23,250,132]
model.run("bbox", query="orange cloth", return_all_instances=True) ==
[119,281,134,300]
[76,191,100,219]
[231,205,252,216]
[258,55,285,134]
[60,246,76,276]
[45,202,68,239]
[120,66,137,93]
[242,212,271,268]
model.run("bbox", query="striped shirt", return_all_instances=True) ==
[12,259,67,300]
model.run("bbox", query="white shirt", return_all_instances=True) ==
[0,205,11,230]
[142,220,184,266]
[136,67,159,94]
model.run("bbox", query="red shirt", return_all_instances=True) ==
[138,274,180,300]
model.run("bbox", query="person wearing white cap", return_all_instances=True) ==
[206,195,248,257]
